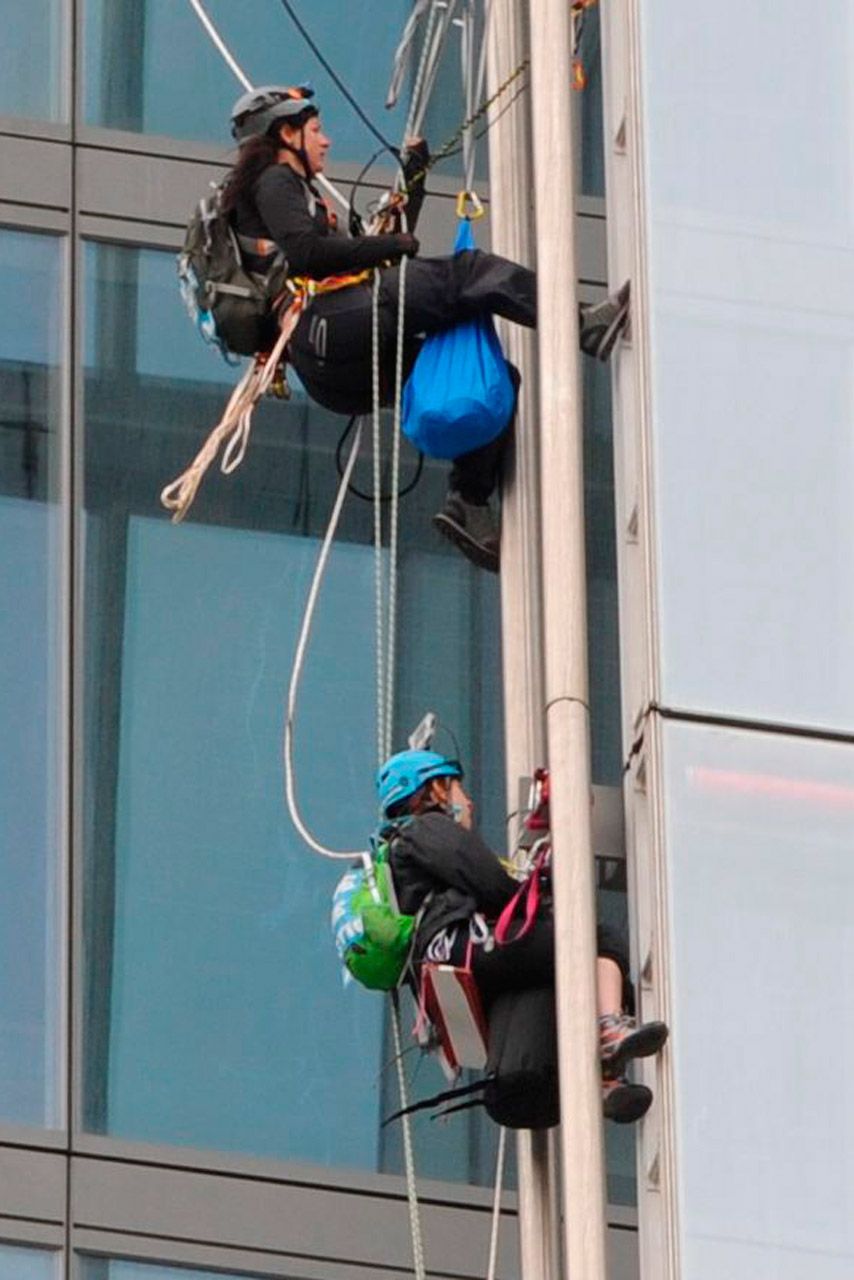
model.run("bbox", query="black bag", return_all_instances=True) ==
[178,181,288,358]
[382,984,561,1132]
[483,986,560,1129]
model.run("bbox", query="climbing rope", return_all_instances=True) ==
[160,298,304,522]
[486,1126,507,1280]
[391,991,427,1280]
[185,0,350,215]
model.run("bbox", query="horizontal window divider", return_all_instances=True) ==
[72,1227,469,1280]
[0,201,70,230]
[0,1218,65,1249]
[648,702,854,747]
[70,1136,517,1214]
[0,120,71,145]
[0,1126,69,1152]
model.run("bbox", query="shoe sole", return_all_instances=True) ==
[433,512,500,573]
[602,1021,669,1079]
[580,281,631,362]
[603,1082,653,1125]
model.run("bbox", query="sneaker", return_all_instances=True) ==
[433,492,500,573]
[599,1013,668,1078]
[602,1075,653,1124]
[579,280,630,362]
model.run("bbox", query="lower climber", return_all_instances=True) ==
[376,748,668,1123]
[225,84,631,573]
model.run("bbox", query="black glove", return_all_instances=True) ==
[396,233,420,259]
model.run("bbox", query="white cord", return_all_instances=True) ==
[485,1127,507,1280]
[186,0,350,215]
[391,992,428,1280]
[371,273,386,768]
[282,420,368,861]
[384,254,407,759]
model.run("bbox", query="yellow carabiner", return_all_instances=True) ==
[456,190,485,220]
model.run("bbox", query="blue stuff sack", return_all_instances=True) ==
[401,218,515,460]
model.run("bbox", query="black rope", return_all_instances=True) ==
[276,0,398,158]
[335,415,424,502]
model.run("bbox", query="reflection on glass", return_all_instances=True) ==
[0,1244,58,1280]
[80,239,628,1196]
[1,0,64,120]
[0,228,64,1128]
[664,721,854,1278]
[83,0,408,156]
[640,3,854,731]
[81,241,504,1180]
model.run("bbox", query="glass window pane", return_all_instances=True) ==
[639,4,854,732]
[81,241,505,1183]
[663,720,854,1278]
[82,0,409,158]
[0,1244,58,1280]
[1,1,65,120]
[81,1262,281,1280]
[0,228,64,1128]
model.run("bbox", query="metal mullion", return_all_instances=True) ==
[67,6,81,1280]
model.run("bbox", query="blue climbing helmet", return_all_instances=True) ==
[377,749,463,817]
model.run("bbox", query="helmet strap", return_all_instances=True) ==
[278,127,313,179]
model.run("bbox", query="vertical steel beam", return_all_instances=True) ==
[529,2,609,1278]
[486,5,560,1280]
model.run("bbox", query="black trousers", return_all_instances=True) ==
[446,916,633,1013]
[288,250,535,501]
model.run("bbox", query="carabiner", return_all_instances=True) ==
[455,189,485,221]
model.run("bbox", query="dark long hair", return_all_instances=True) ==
[221,133,279,212]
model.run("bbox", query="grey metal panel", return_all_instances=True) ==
[0,1221,64,1249]
[76,149,228,229]
[73,1228,460,1280]
[0,1147,66,1223]
[0,204,68,233]
[0,136,72,209]
[608,1223,640,1280]
[72,1156,519,1280]
[591,784,626,859]
[70,1133,509,1210]
[576,209,608,284]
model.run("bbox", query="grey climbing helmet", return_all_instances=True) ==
[230,83,318,144]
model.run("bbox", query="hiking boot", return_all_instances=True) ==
[579,280,630,362]
[599,1013,669,1079]
[602,1076,653,1124]
[433,492,500,573]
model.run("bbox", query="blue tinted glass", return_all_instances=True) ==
[81,241,505,1180]
[1,1,64,120]
[82,1263,269,1280]
[0,1245,57,1280]
[577,3,605,197]
[83,0,409,159]
[0,228,64,1129]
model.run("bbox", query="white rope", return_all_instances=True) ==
[371,272,387,769]
[282,419,369,861]
[409,0,461,141]
[485,1126,507,1280]
[185,0,350,215]
[161,301,302,522]
[384,254,407,758]
[391,992,428,1280]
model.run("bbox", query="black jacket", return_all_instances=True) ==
[232,146,427,280]
[388,810,518,959]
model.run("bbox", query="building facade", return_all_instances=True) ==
[0,2,638,1279]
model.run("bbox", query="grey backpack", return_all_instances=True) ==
[178,181,288,359]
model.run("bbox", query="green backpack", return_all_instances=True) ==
[331,841,417,991]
